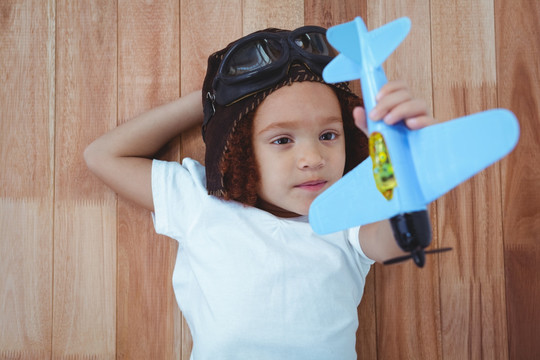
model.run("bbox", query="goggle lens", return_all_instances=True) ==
[225,39,283,76]
[211,27,337,107]
[293,32,337,57]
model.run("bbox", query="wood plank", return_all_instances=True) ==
[116,0,181,358]
[494,0,540,358]
[304,0,366,29]
[303,2,374,358]
[0,1,54,358]
[431,1,509,358]
[366,1,443,359]
[0,200,53,360]
[53,0,117,357]
[243,0,304,34]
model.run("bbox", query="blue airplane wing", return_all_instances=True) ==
[308,156,399,234]
[309,109,519,235]
[409,108,519,203]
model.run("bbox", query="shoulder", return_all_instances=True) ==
[152,157,207,190]
[151,158,211,239]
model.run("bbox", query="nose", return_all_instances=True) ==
[297,142,325,169]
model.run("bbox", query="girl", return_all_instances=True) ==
[85,26,432,359]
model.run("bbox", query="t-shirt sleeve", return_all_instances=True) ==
[347,226,376,265]
[151,158,207,242]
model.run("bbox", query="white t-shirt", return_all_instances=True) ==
[151,158,374,360]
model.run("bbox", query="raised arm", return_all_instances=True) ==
[358,220,408,263]
[352,81,433,263]
[84,90,203,211]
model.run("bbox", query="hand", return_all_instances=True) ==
[352,80,434,135]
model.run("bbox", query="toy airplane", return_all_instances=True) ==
[309,17,520,267]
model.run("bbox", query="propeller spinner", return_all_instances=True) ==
[385,210,452,267]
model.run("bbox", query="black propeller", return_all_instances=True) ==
[386,210,452,268]
[383,247,453,267]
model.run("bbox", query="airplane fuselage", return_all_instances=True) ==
[356,20,433,264]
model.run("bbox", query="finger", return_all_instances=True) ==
[405,115,436,130]
[352,106,368,135]
[369,89,413,121]
[376,80,408,101]
[382,98,429,126]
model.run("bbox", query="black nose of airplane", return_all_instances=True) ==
[389,210,432,252]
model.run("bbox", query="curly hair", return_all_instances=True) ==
[220,86,369,207]
[220,111,260,206]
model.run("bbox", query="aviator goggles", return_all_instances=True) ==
[210,26,337,108]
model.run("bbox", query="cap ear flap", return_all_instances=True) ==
[202,50,229,139]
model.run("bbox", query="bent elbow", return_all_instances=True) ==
[83,141,104,175]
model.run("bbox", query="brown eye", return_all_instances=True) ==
[273,137,292,145]
[320,132,337,141]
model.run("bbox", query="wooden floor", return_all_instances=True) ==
[1,0,539,359]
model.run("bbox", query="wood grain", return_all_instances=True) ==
[116,0,181,358]
[304,0,366,29]
[243,0,304,34]
[53,0,117,357]
[431,0,509,358]
[495,0,540,358]
[0,1,55,356]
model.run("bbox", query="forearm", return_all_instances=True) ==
[83,90,203,211]
[359,220,407,263]
[86,90,202,159]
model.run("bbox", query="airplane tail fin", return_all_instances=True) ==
[322,54,364,83]
[367,17,411,68]
[325,17,364,62]
[323,17,411,83]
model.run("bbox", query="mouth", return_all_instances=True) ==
[294,180,328,192]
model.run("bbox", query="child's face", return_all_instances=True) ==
[252,81,346,217]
